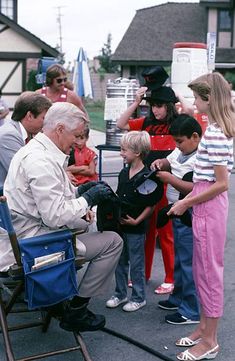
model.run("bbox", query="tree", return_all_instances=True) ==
[98,33,119,73]
[224,71,235,89]
[26,70,42,91]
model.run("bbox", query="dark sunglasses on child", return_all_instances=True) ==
[56,77,67,84]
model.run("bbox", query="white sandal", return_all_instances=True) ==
[176,337,201,347]
[176,345,219,360]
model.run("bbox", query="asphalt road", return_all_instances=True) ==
[0,130,234,361]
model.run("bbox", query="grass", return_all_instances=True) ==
[86,102,105,132]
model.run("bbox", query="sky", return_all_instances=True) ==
[18,0,198,65]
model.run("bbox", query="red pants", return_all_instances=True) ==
[145,187,174,283]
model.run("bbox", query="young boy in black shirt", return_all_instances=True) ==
[106,131,162,312]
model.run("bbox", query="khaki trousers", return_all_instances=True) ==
[77,231,123,297]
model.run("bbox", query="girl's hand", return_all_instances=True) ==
[135,87,148,103]
[167,199,189,216]
[119,215,137,226]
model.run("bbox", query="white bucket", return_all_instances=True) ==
[104,78,139,146]
[171,42,208,98]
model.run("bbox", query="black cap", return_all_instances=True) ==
[142,66,169,90]
[157,171,194,228]
[145,86,178,104]
[157,204,192,228]
[133,169,164,205]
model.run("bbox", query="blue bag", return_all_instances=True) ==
[19,230,78,310]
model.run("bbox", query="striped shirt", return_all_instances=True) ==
[193,124,234,182]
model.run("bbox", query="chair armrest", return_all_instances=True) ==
[8,264,24,279]
[75,257,86,269]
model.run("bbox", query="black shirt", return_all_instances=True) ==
[117,165,158,234]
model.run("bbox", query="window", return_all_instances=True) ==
[218,10,232,31]
[130,66,137,77]
[0,0,14,20]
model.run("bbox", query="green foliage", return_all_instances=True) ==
[26,70,42,91]
[97,33,119,74]
[224,71,235,89]
[86,102,105,132]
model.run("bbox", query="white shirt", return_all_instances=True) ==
[193,124,234,182]
[166,148,197,203]
[19,122,28,143]
[1,132,89,271]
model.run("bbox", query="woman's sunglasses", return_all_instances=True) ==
[56,77,67,84]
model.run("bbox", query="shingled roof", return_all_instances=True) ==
[112,2,207,65]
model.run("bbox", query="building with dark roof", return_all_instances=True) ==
[0,0,59,107]
[112,1,235,80]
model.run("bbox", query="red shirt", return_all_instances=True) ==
[73,145,98,185]
[41,86,68,102]
[129,116,176,166]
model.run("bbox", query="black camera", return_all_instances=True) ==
[143,90,152,98]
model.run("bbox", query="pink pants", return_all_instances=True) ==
[192,182,228,318]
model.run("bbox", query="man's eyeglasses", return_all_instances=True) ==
[56,77,67,84]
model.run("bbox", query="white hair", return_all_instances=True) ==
[43,102,89,131]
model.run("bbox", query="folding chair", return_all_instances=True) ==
[0,195,93,361]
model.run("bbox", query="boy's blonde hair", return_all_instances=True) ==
[188,72,235,137]
[120,131,151,160]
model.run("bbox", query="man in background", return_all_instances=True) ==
[0,91,52,188]
[36,64,87,115]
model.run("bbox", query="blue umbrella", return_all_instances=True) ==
[73,47,93,99]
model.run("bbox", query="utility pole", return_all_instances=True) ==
[56,6,63,54]
[55,6,65,58]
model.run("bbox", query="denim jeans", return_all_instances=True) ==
[168,218,200,320]
[114,232,146,303]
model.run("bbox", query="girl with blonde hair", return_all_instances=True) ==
[169,72,235,360]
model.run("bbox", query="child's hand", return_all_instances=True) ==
[66,170,78,186]
[156,171,173,183]
[167,199,188,216]
[120,215,137,226]
[151,159,164,171]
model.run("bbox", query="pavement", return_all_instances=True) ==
[0,129,235,361]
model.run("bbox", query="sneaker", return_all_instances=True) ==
[154,283,174,294]
[128,280,133,288]
[165,312,200,325]
[158,300,178,311]
[122,300,146,312]
[60,304,106,332]
[106,296,128,308]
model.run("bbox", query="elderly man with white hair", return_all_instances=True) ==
[3,102,123,333]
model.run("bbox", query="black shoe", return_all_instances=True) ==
[60,304,106,332]
[45,302,66,320]
[158,300,178,311]
[165,312,200,325]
